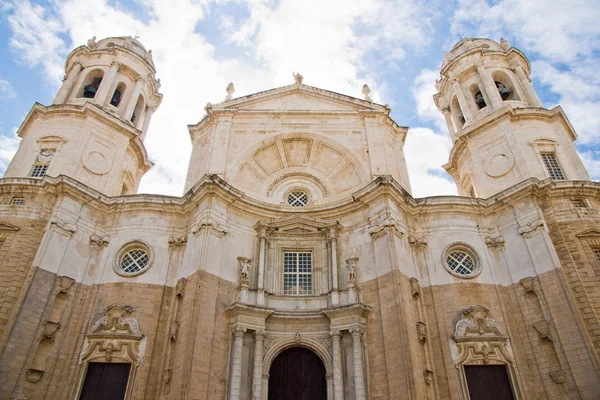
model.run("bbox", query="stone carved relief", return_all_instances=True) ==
[484,235,505,249]
[409,277,421,299]
[192,213,229,238]
[408,235,428,248]
[519,219,545,238]
[453,305,513,366]
[416,322,427,343]
[368,210,403,239]
[50,218,77,235]
[90,233,110,247]
[168,235,187,248]
[80,304,144,367]
[176,278,186,297]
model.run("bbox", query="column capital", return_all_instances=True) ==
[232,326,246,338]
[329,329,342,338]
[441,107,451,114]
[254,329,265,338]
[135,76,146,84]
[110,61,122,69]
[350,326,363,337]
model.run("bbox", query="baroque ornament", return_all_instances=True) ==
[453,305,513,366]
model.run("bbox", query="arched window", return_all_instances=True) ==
[110,82,127,107]
[130,94,145,126]
[78,69,104,99]
[470,84,486,110]
[492,71,520,101]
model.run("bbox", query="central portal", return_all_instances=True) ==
[268,347,327,400]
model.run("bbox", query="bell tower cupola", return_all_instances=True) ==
[4,36,162,196]
[435,38,589,198]
[53,36,162,138]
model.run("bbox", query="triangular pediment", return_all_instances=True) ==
[211,84,386,113]
[0,222,20,232]
[576,229,600,238]
[255,215,340,233]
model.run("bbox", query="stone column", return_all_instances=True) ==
[124,77,145,122]
[451,80,474,124]
[441,107,456,140]
[512,63,543,107]
[53,62,83,104]
[96,62,121,106]
[329,228,339,305]
[350,327,366,400]
[257,230,267,305]
[139,105,155,140]
[230,326,246,400]
[252,330,265,400]
[476,63,502,109]
[330,330,344,400]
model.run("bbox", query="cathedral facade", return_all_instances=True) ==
[0,36,599,399]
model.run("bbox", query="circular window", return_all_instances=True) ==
[443,244,481,278]
[287,191,309,207]
[114,242,152,277]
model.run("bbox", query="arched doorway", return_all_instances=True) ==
[268,347,326,400]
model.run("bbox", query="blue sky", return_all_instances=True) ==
[1,0,599,197]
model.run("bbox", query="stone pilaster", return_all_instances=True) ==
[351,327,366,400]
[54,62,82,104]
[229,326,246,400]
[252,330,264,400]
[330,330,344,400]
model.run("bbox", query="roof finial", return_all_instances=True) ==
[225,82,235,101]
[500,38,510,51]
[362,84,372,101]
[293,72,304,85]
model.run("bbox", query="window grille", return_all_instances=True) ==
[540,152,565,180]
[446,250,476,276]
[9,197,24,206]
[120,248,149,274]
[572,199,586,208]
[283,252,312,295]
[594,249,600,265]
[287,191,309,207]
[30,164,48,178]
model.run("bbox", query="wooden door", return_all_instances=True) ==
[268,347,326,400]
[79,362,131,400]
[464,365,515,400]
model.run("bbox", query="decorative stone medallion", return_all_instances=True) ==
[82,150,111,175]
[483,152,514,178]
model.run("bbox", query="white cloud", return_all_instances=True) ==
[0,80,16,100]
[451,0,600,63]
[404,127,457,197]
[0,133,20,174]
[3,0,442,197]
[580,150,600,181]
[5,0,66,83]
[411,69,446,131]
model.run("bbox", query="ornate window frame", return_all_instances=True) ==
[442,242,482,279]
[452,305,521,399]
[113,241,153,277]
[74,304,145,400]
[529,138,567,180]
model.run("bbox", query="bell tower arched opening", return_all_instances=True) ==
[268,347,327,400]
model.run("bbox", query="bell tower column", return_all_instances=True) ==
[96,62,121,105]
[451,80,474,124]
[476,63,502,109]
[124,77,145,120]
[511,61,543,107]
[53,62,83,104]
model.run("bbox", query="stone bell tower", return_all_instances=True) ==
[4,36,162,196]
[434,38,589,198]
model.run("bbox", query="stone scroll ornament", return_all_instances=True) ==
[80,304,144,366]
[453,305,514,366]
